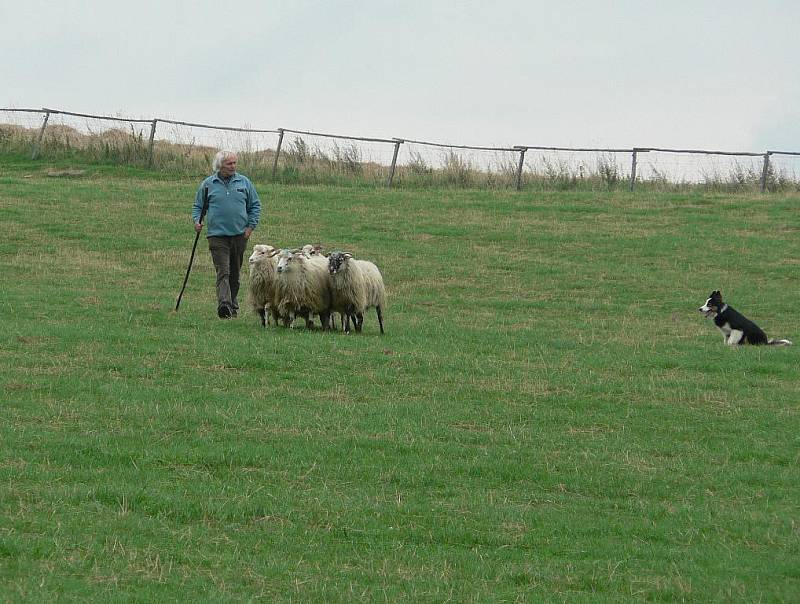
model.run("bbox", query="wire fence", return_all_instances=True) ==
[2,107,799,192]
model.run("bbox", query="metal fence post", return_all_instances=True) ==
[147,119,158,168]
[386,138,403,188]
[514,146,527,191]
[760,152,771,192]
[629,149,638,191]
[31,110,50,159]
[272,128,285,179]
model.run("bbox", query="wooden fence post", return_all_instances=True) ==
[31,110,50,160]
[386,138,403,188]
[515,146,527,191]
[760,152,771,192]
[147,119,158,168]
[629,149,638,191]
[272,128,285,179]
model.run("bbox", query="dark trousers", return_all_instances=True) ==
[208,235,247,311]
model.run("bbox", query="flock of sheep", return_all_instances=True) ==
[247,243,386,334]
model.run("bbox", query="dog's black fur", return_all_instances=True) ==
[698,290,792,346]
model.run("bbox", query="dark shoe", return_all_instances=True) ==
[217,304,232,319]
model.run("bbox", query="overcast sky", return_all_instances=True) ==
[3,0,798,152]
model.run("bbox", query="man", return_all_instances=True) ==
[192,150,261,318]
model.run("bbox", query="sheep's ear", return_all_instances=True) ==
[267,249,280,257]
[343,252,353,259]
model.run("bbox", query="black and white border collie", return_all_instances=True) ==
[698,290,792,346]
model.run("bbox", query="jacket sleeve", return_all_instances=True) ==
[191,182,206,224]
[246,179,261,229]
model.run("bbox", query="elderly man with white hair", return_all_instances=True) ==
[192,150,261,318]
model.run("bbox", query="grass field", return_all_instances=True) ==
[1,154,799,602]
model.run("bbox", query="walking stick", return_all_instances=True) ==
[175,186,209,311]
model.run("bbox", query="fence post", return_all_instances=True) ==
[147,119,158,168]
[760,152,771,192]
[272,128,285,179]
[386,138,403,188]
[31,110,50,160]
[515,146,527,191]
[629,149,638,191]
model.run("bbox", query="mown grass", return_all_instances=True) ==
[1,156,799,602]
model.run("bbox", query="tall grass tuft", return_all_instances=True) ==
[596,152,620,187]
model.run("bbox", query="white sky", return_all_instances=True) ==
[3,0,799,152]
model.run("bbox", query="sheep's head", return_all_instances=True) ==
[248,244,277,265]
[301,243,325,258]
[328,251,353,275]
[276,248,306,273]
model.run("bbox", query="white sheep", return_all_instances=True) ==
[247,244,280,327]
[327,251,386,334]
[357,258,387,334]
[274,248,332,329]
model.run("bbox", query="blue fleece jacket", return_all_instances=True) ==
[192,172,261,237]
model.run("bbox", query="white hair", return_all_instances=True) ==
[212,150,237,172]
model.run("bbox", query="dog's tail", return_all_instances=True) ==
[768,338,793,346]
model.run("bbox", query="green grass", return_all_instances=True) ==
[1,157,799,602]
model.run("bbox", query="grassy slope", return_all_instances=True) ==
[1,158,798,602]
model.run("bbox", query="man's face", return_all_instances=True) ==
[219,155,237,178]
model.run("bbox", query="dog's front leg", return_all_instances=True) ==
[726,329,744,345]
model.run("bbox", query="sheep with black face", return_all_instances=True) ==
[328,251,386,334]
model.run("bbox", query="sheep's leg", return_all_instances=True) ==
[300,310,314,329]
[257,308,266,328]
[376,306,384,335]
[355,312,364,333]
[319,311,331,331]
[270,308,280,326]
[343,305,354,334]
